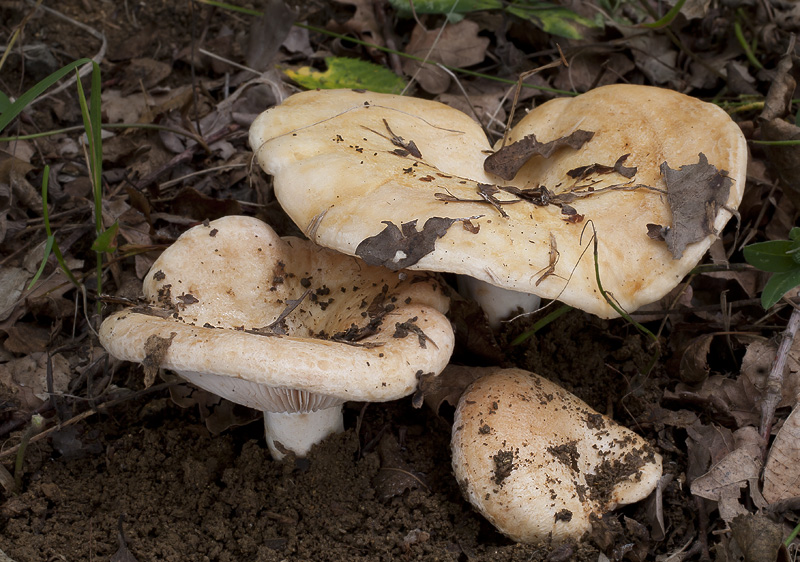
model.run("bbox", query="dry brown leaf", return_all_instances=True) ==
[668,372,761,428]
[3,323,51,354]
[142,333,176,388]
[0,267,30,322]
[553,51,635,92]
[659,153,732,260]
[690,427,764,523]
[678,333,713,385]
[415,363,487,414]
[402,20,489,94]
[330,0,385,47]
[729,513,788,562]
[0,352,71,411]
[763,402,800,504]
[372,432,428,501]
[244,0,295,71]
[741,338,800,409]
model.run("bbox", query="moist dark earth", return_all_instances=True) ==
[1,1,799,561]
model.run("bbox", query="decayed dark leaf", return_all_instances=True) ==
[484,129,594,181]
[142,333,176,388]
[393,317,428,348]
[110,516,139,562]
[567,153,637,180]
[660,153,731,260]
[372,433,429,501]
[355,217,457,270]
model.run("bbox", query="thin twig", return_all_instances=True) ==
[759,292,800,447]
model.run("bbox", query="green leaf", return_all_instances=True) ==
[285,57,406,94]
[91,221,119,253]
[387,0,501,14]
[388,0,595,39]
[0,91,10,114]
[761,269,800,309]
[506,4,596,39]
[743,240,798,273]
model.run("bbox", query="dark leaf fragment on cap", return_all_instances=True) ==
[356,217,457,270]
[660,153,731,260]
[484,130,594,181]
[142,332,176,388]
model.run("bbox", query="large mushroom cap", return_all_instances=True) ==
[451,367,662,543]
[250,86,746,317]
[99,216,455,410]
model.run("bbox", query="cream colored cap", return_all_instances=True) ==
[451,367,662,543]
[99,215,454,411]
[249,86,746,317]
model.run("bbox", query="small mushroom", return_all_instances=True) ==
[450,367,662,543]
[249,86,746,321]
[99,216,454,459]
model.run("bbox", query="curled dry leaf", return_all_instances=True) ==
[690,427,765,523]
[484,129,594,181]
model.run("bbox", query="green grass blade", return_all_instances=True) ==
[27,235,56,290]
[510,304,573,345]
[26,165,81,290]
[0,57,92,133]
[639,0,687,28]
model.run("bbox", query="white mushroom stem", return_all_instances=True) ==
[264,406,344,460]
[458,276,541,329]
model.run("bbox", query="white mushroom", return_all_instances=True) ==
[99,216,454,459]
[450,367,662,543]
[249,86,746,323]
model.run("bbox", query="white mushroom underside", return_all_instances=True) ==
[177,370,344,413]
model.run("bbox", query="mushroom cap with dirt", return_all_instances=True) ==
[99,215,455,459]
[450,367,662,543]
[249,85,746,320]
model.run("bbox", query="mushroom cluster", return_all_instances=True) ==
[100,215,454,459]
[100,83,748,544]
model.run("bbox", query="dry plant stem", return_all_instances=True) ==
[759,296,800,444]
[14,414,44,493]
